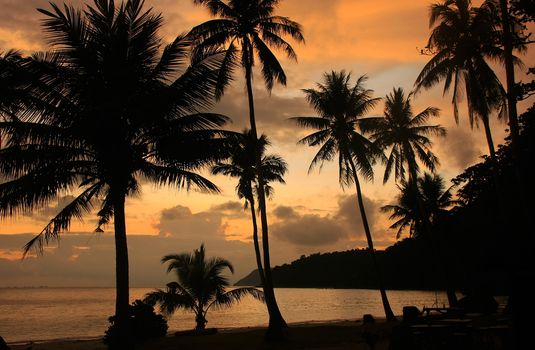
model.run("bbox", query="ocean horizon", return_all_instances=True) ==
[0,287,459,344]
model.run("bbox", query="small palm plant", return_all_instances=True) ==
[144,244,264,331]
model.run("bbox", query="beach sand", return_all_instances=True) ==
[8,319,394,350]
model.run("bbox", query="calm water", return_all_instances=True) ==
[0,287,450,343]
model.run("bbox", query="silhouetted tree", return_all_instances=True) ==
[0,0,234,334]
[415,0,506,170]
[144,244,264,331]
[364,87,445,184]
[382,173,457,239]
[212,130,287,289]
[292,71,396,321]
[188,0,304,337]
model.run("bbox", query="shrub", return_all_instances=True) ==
[103,300,168,348]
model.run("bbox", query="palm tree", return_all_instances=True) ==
[188,0,304,336]
[382,173,458,239]
[415,0,506,169]
[212,130,287,289]
[382,173,459,304]
[292,71,396,321]
[0,0,234,333]
[364,87,445,185]
[144,244,264,331]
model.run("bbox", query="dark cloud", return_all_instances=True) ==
[155,201,247,239]
[272,205,299,220]
[334,194,382,237]
[271,194,385,248]
[272,214,347,246]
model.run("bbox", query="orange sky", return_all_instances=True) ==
[0,0,533,285]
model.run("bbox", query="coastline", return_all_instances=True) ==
[8,318,394,350]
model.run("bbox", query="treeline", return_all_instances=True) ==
[236,238,507,293]
[237,105,535,294]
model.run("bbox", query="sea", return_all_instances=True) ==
[0,287,452,343]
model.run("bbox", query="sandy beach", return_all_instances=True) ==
[8,319,394,350]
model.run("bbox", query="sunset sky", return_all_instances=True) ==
[0,0,533,286]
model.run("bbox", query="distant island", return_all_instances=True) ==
[236,237,508,294]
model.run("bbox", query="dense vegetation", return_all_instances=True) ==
[238,104,535,296]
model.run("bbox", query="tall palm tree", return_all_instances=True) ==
[415,0,506,169]
[382,173,458,239]
[188,0,304,336]
[292,71,396,321]
[0,0,234,333]
[212,130,287,289]
[364,87,445,185]
[144,244,264,331]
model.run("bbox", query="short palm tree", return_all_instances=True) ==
[364,87,445,185]
[415,0,506,166]
[382,173,458,239]
[189,0,304,335]
[0,0,234,331]
[212,130,287,289]
[382,173,459,305]
[144,244,264,331]
[292,71,396,321]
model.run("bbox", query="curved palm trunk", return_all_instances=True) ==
[113,191,130,329]
[348,157,396,321]
[249,197,266,287]
[244,62,287,339]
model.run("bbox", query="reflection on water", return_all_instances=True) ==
[0,287,450,343]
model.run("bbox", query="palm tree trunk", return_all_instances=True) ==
[113,191,130,328]
[499,0,519,150]
[249,197,266,287]
[348,157,396,321]
[244,60,287,339]
[407,161,458,307]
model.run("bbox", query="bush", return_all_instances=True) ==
[103,300,168,348]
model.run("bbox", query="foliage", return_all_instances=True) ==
[363,87,445,184]
[0,0,235,253]
[415,0,506,127]
[189,0,305,92]
[144,244,264,330]
[292,71,384,186]
[382,173,458,239]
[103,299,168,348]
[212,130,287,205]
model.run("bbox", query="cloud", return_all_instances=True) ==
[0,231,257,287]
[272,214,347,246]
[271,193,388,248]
[154,201,247,239]
[438,125,483,170]
[272,205,299,220]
